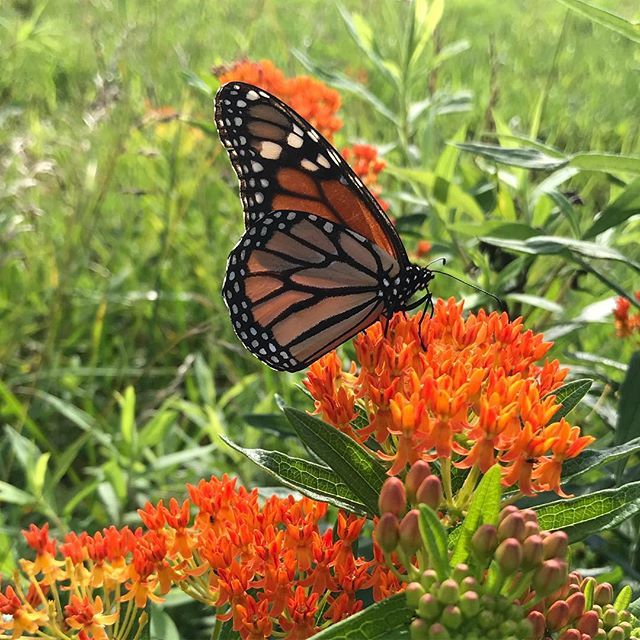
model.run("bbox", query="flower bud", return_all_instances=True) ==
[499,505,519,521]
[557,630,581,640]
[594,582,613,606]
[580,576,596,593]
[460,576,478,594]
[522,534,544,570]
[427,623,450,640]
[437,579,460,605]
[399,509,421,556]
[420,569,438,591]
[521,508,538,524]
[418,593,441,621]
[379,477,406,515]
[517,619,536,639]
[607,626,625,640]
[496,538,522,574]
[498,620,518,637]
[524,521,540,538]
[498,512,526,541]
[375,512,399,553]
[576,610,599,636]
[452,563,470,582]
[409,618,430,640]
[533,559,568,595]
[527,610,546,640]
[602,606,618,628]
[471,524,498,560]
[406,582,426,609]
[442,605,462,630]
[416,475,443,510]
[406,461,431,502]
[543,531,569,560]
[459,590,480,618]
[566,591,585,620]
[477,610,495,630]
[619,621,632,635]
[547,601,570,631]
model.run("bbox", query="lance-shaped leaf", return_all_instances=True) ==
[561,436,640,483]
[615,352,640,481]
[284,407,388,515]
[222,435,367,514]
[450,465,502,564]
[554,0,640,44]
[310,594,413,639]
[419,504,450,581]
[455,142,568,170]
[546,379,593,423]
[536,481,640,541]
[583,178,640,239]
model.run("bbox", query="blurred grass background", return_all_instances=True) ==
[1,0,639,558]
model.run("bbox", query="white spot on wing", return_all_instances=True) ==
[301,159,319,171]
[259,141,282,159]
[316,153,330,168]
[246,90,259,101]
[287,133,303,148]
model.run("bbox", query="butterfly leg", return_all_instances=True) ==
[417,292,434,351]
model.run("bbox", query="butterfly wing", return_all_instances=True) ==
[223,211,402,371]
[215,81,408,263]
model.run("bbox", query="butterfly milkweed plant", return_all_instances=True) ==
[3,24,640,640]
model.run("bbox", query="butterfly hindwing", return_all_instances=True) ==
[215,81,408,262]
[222,210,401,372]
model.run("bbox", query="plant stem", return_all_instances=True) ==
[441,458,453,505]
[455,466,481,510]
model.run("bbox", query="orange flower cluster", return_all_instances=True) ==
[218,59,342,140]
[1,476,398,640]
[613,293,640,338]
[304,299,594,498]
[341,144,389,211]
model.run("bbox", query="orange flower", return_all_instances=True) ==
[64,594,118,640]
[613,293,640,338]
[303,298,593,496]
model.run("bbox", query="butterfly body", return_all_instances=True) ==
[216,81,433,372]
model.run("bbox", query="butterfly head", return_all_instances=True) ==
[382,264,434,315]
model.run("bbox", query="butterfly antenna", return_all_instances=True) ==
[430,269,506,312]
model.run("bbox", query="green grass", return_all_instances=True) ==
[1,0,639,580]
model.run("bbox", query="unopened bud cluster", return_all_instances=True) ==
[375,465,640,640]
[527,572,640,640]
[376,461,443,558]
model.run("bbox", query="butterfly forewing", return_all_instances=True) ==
[222,211,399,371]
[215,81,408,263]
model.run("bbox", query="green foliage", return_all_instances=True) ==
[2,0,640,636]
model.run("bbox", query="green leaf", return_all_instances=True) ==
[418,504,450,581]
[583,578,596,610]
[411,0,445,66]
[614,585,633,612]
[283,407,388,515]
[505,293,563,314]
[554,0,640,44]
[570,152,640,174]
[118,385,137,452]
[0,481,34,506]
[547,379,593,423]
[455,142,568,170]
[536,481,640,541]
[149,606,180,640]
[221,436,367,514]
[614,352,640,480]
[561,436,640,483]
[584,178,640,239]
[242,413,296,436]
[480,235,640,271]
[310,593,412,639]
[450,465,502,565]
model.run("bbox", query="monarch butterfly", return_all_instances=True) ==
[215,81,434,372]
